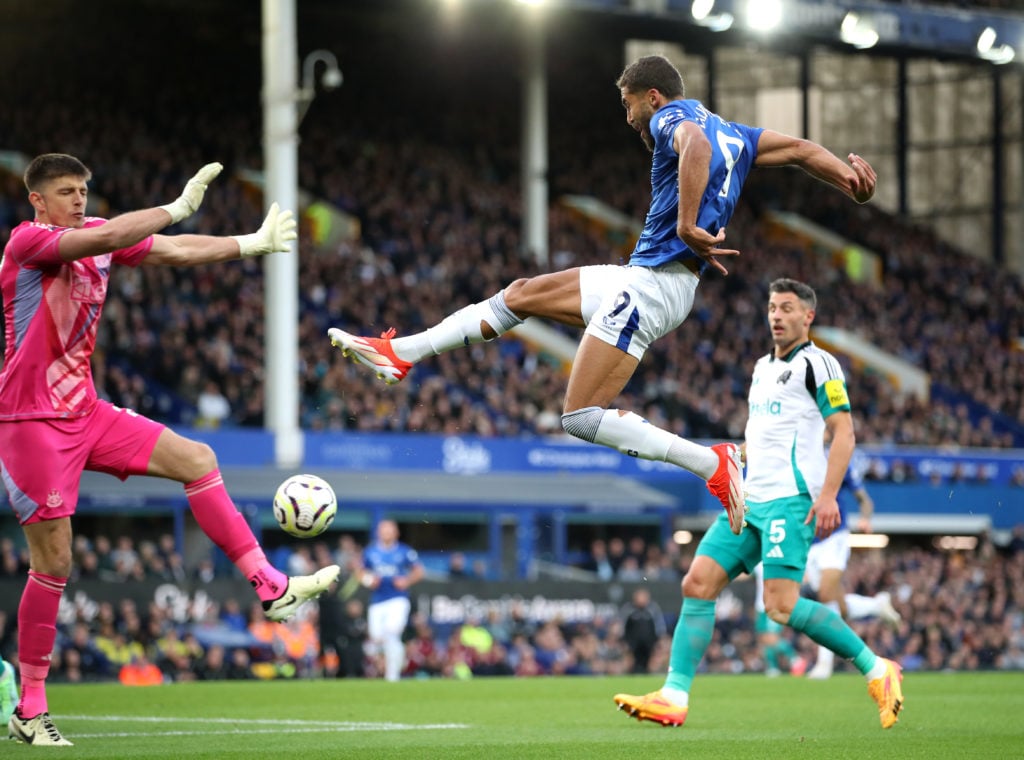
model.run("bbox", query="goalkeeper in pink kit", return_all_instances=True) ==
[0,154,340,746]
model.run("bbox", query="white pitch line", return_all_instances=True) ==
[59,715,470,738]
[71,726,468,739]
[63,715,467,728]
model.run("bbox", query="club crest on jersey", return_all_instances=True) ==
[776,370,792,385]
[46,489,63,508]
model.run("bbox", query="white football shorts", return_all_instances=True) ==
[367,596,411,641]
[803,528,852,592]
[579,262,699,360]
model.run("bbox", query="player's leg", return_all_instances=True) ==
[0,419,77,745]
[805,533,847,679]
[615,516,753,726]
[562,265,745,533]
[762,497,903,728]
[8,518,73,745]
[806,566,844,678]
[327,268,587,383]
[87,403,339,620]
[844,591,902,627]
[0,655,17,725]
[380,598,411,682]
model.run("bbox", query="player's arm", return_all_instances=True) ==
[395,562,425,591]
[754,129,876,204]
[809,410,855,538]
[142,202,296,267]
[358,559,380,590]
[57,163,223,263]
[673,121,739,275]
[853,485,875,532]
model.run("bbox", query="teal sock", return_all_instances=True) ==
[664,598,716,691]
[788,597,876,674]
[764,638,796,670]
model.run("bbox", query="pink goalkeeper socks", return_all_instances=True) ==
[17,571,66,718]
[184,470,287,602]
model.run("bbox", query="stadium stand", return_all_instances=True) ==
[1,0,1022,686]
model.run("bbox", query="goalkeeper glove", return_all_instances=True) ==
[232,202,298,257]
[159,162,224,224]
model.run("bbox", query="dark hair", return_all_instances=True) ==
[24,153,91,192]
[616,55,685,99]
[769,278,817,310]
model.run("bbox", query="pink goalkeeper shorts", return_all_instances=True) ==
[0,400,165,524]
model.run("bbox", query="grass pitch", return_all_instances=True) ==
[35,671,1024,759]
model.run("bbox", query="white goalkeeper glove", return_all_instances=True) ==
[232,202,298,257]
[159,162,224,224]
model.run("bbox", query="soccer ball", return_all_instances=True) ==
[272,474,338,538]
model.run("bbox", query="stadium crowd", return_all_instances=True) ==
[2,13,1023,451]
[0,0,1022,695]
[0,529,1021,683]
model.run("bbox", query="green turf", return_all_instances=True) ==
[30,672,1024,759]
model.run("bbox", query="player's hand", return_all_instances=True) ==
[159,162,224,223]
[847,153,876,204]
[677,224,740,276]
[806,497,841,540]
[232,202,298,257]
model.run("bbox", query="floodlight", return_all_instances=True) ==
[298,49,343,124]
[977,26,997,54]
[840,12,879,50]
[745,0,782,33]
[691,0,715,21]
[976,27,1016,64]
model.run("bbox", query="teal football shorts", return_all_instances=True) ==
[696,494,816,583]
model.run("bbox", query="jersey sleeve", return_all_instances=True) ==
[405,546,420,566]
[736,122,765,161]
[111,234,155,267]
[808,353,851,418]
[5,224,67,268]
[651,105,686,156]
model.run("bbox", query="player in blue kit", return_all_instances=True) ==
[328,54,875,538]
[359,520,424,681]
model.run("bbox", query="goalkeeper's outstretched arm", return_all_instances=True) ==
[144,202,297,267]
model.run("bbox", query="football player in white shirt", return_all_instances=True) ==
[615,279,904,730]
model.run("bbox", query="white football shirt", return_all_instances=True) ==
[743,341,851,502]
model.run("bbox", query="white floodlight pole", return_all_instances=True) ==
[262,0,302,468]
[521,8,549,267]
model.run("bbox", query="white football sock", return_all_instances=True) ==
[391,291,522,361]
[583,409,718,478]
[845,593,882,620]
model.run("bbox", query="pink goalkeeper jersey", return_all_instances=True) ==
[0,218,153,420]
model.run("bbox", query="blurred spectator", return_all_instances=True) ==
[118,654,164,686]
[580,539,614,581]
[620,588,667,673]
[448,552,471,579]
[404,612,443,679]
[195,380,232,428]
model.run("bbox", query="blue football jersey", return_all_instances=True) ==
[836,447,870,526]
[630,99,763,269]
[363,541,420,604]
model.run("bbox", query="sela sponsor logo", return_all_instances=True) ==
[749,399,782,417]
[442,437,491,475]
